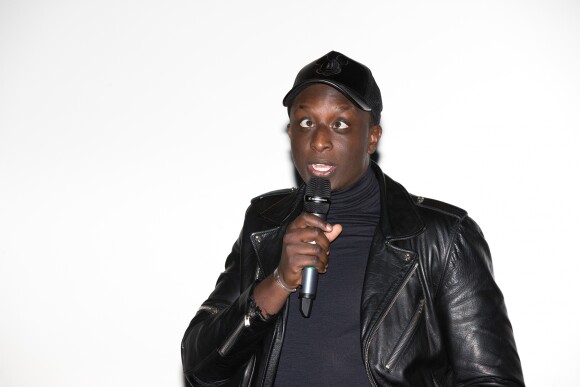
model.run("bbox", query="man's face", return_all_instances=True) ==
[287,83,382,192]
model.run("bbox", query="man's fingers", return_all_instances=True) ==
[297,254,328,272]
[289,212,332,232]
[325,223,343,243]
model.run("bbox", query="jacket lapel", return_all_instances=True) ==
[360,163,425,342]
[250,186,304,279]
[251,227,286,280]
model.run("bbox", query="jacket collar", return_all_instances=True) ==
[370,161,425,241]
[256,161,425,242]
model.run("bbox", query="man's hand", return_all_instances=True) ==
[253,213,342,317]
[277,213,343,289]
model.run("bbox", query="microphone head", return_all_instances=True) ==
[304,177,331,216]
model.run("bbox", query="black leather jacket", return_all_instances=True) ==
[181,163,524,386]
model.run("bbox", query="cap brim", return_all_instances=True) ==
[282,80,372,112]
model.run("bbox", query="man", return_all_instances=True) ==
[181,51,524,386]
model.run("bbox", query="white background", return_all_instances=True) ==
[1,1,578,386]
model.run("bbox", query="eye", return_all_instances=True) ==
[333,120,349,130]
[299,118,314,128]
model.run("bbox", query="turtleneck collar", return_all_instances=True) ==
[327,166,380,222]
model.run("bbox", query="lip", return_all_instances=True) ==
[307,163,336,177]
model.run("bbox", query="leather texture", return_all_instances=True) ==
[181,162,524,386]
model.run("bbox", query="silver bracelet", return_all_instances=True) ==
[273,268,297,293]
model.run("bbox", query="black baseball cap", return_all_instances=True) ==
[282,51,382,123]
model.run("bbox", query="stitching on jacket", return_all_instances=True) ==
[433,216,464,299]
[250,227,281,278]
[416,202,466,220]
[251,187,296,203]
[198,305,220,315]
[253,186,303,224]
[385,298,426,372]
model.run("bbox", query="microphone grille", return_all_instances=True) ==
[304,177,331,215]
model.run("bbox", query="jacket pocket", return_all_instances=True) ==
[385,298,425,372]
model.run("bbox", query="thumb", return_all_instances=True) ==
[325,223,343,243]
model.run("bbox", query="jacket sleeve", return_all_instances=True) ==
[181,231,277,386]
[436,216,525,386]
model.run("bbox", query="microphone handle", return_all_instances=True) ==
[299,212,326,318]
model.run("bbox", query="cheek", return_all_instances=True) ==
[289,141,308,167]
[291,136,312,155]
[343,139,368,159]
[290,141,304,157]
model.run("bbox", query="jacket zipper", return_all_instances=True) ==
[218,316,246,356]
[385,298,425,372]
[363,262,418,387]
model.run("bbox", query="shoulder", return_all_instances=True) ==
[249,187,299,211]
[244,186,303,225]
[408,194,485,249]
[250,187,298,204]
[410,194,467,221]
[374,165,472,237]
[375,164,467,223]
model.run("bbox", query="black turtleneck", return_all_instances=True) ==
[275,167,381,386]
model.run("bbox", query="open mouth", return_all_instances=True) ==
[308,163,336,177]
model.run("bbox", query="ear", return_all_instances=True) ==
[286,123,292,138]
[367,124,382,154]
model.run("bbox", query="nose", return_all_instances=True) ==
[310,125,332,152]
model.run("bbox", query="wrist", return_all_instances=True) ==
[273,267,297,293]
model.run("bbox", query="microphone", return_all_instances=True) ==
[299,177,331,318]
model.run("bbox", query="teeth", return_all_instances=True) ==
[312,164,332,172]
